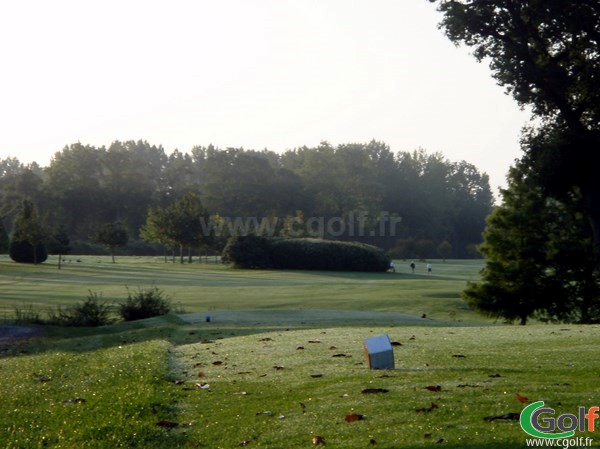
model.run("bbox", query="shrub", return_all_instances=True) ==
[9,240,48,264]
[48,292,114,327]
[223,236,390,272]
[222,235,273,269]
[119,286,171,321]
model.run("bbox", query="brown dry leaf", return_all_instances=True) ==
[369,438,378,445]
[345,413,365,422]
[425,385,442,392]
[312,435,326,445]
[362,388,389,394]
[516,392,528,404]
[332,353,351,358]
[416,402,439,413]
[156,420,179,428]
[212,361,223,366]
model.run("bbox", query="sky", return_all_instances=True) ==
[0,0,531,194]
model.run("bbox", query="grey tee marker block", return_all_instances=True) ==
[364,334,395,369]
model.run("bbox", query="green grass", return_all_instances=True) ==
[0,256,484,323]
[2,256,599,448]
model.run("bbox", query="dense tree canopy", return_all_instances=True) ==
[464,162,600,324]
[0,140,493,258]
[430,0,600,265]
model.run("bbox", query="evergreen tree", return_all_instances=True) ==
[464,164,600,324]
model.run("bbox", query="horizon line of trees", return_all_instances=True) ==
[0,139,494,259]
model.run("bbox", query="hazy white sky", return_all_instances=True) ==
[0,0,530,193]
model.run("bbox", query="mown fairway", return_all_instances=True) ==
[1,257,599,448]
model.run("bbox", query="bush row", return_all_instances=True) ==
[11,286,174,327]
[222,236,390,272]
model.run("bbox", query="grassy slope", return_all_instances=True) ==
[2,257,599,448]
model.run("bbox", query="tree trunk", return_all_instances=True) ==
[179,244,184,264]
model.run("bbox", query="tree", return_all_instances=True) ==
[430,0,600,267]
[437,240,452,262]
[464,164,600,324]
[0,218,8,253]
[9,200,47,264]
[140,206,177,262]
[95,222,128,263]
[47,225,71,269]
[156,192,210,264]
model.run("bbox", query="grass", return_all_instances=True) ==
[1,256,599,448]
[0,256,483,323]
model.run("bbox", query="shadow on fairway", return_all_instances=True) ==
[5,309,478,356]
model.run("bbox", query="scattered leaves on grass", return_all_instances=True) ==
[362,388,389,394]
[484,412,520,422]
[416,402,439,413]
[312,435,326,445]
[516,392,528,403]
[156,420,179,429]
[62,398,86,405]
[425,385,442,392]
[345,413,366,422]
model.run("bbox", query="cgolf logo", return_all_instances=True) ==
[520,401,598,439]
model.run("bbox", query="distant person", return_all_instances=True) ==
[427,263,432,274]
[410,262,415,273]
[389,261,395,272]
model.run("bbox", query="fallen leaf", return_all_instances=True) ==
[33,373,51,382]
[332,353,351,358]
[489,373,501,378]
[416,402,439,413]
[516,392,528,404]
[391,341,402,346]
[362,388,389,394]
[198,372,206,378]
[256,411,273,416]
[308,340,321,344]
[300,402,307,413]
[156,420,179,428]
[273,365,285,370]
[452,354,466,358]
[484,412,520,422]
[425,385,442,392]
[345,413,365,422]
[259,337,273,341]
[311,374,323,378]
[312,435,326,445]
[212,361,223,366]
[436,438,446,444]
[297,346,305,350]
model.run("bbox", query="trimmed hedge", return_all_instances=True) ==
[223,236,389,272]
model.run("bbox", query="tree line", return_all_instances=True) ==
[0,139,493,259]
